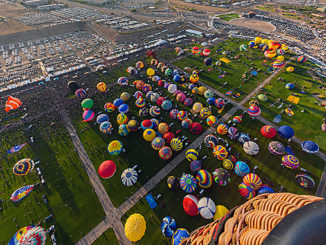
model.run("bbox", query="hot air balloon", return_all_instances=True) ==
[97,82,106,92]
[243,141,259,156]
[124,214,146,242]
[222,158,233,170]
[163,132,175,144]
[213,205,229,221]
[227,127,239,140]
[117,77,128,86]
[104,102,115,113]
[81,98,94,110]
[282,155,300,169]
[167,176,179,190]
[5,96,22,112]
[12,158,34,176]
[100,121,113,134]
[243,173,262,190]
[261,125,276,138]
[183,194,199,216]
[213,145,228,160]
[159,146,173,160]
[170,138,183,151]
[181,118,192,129]
[196,169,213,188]
[82,109,95,122]
[278,125,294,139]
[75,88,86,98]
[10,185,34,202]
[217,123,228,135]
[257,185,274,195]
[238,182,256,199]
[190,122,202,135]
[98,160,116,179]
[204,134,219,148]
[121,168,138,186]
[180,174,197,193]
[186,149,198,162]
[301,140,319,154]
[108,140,123,155]
[161,217,177,237]
[268,141,285,155]
[248,104,261,117]
[212,168,230,186]
[198,197,216,219]
[172,229,190,245]
[297,56,307,63]
[295,173,315,189]
[190,160,202,172]
[206,115,219,127]
[234,161,250,177]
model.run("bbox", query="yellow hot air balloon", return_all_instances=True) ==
[281,44,289,51]
[124,213,146,242]
[261,39,269,45]
[147,68,155,76]
[213,205,229,220]
[276,56,284,62]
[255,36,262,44]
[198,86,207,96]
[287,66,294,72]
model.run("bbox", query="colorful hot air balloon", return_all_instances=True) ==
[10,185,34,202]
[97,82,107,92]
[180,174,197,193]
[196,169,213,188]
[238,182,256,199]
[204,135,218,148]
[172,229,190,245]
[104,102,115,113]
[301,140,319,154]
[82,109,95,122]
[212,168,230,186]
[16,226,47,245]
[217,123,228,135]
[13,158,34,176]
[234,161,250,177]
[282,155,300,169]
[185,149,198,162]
[108,140,123,155]
[222,158,233,170]
[213,145,228,160]
[297,56,307,63]
[136,61,144,69]
[151,137,165,150]
[159,146,173,160]
[261,125,276,138]
[248,105,261,117]
[170,138,183,151]
[100,121,113,134]
[5,96,22,112]
[75,88,86,98]
[161,217,177,237]
[243,173,262,190]
[268,141,285,155]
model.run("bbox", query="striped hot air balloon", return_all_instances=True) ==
[5,96,22,112]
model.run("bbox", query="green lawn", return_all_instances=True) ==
[121,111,324,244]
[0,115,104,244]
[172,39,284,101]
[69,59,233,207]
[249,61,326,152]
[257,5,276,12]
[217,13,240,21]
[93,228,119,245]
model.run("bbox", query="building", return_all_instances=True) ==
[24,0,49,7]
[185,29,203,37]
[38,4,64,11]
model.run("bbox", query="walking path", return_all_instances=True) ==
[60,112,131,245]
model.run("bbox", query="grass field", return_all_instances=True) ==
[69,58,233,207]
[282,12,300,19]
[0,115,104,244]
[121,112,324,244]
[217,13,240,21]
[93,228,119,245]
[248,61,326,152]
[256,5,276,12]
[172,39,286,101]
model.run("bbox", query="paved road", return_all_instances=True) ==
[60,112,131,245]
[118,127,215,215]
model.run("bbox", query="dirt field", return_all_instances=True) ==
[0,2,33,35]
[230,18,276,33]
[169,0,226,13]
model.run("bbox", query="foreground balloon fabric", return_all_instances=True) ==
[179,193,323,245]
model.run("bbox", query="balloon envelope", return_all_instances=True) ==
[124,214,146,242]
